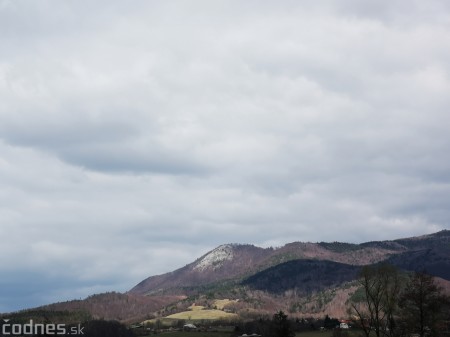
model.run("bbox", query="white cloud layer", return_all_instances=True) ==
[1,0,449,311]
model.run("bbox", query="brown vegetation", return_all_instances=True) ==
[41,292,184,323]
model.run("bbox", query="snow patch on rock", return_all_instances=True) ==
[194,244,234,271]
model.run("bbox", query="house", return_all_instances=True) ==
[183,324,197,331]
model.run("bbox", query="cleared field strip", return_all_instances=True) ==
[166,309,238,320]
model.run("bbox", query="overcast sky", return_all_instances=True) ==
[1,0,450,312]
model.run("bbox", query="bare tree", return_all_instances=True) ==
[399,271,449,337]
[349,264,401,337]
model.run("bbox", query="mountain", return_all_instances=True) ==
[130,230,450,296]
[130,244,271,295]
[130,241,400,296]
[125,230,450,320]
[367,230,450,280]
[12,230,450,323]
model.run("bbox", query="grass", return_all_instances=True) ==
[142,310,238,326]
[138,329,363,337]
[213,299,237,310]
[166,309,238,321]
[137,326,235,337]
[188,305,205,311]
[142,298,240,326]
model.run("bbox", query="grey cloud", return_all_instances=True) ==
[1,0,450,312]
[62,147,206,175]
[0,117,136,148]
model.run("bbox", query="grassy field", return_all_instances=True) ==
[213,299,238,310]
[137,329,362,337]
[166,309,238,321]
[136,326,235,337]
[188,305,206,311]
[143,300,239,324]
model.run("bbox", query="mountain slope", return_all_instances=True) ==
[39,292,183,324]
[385,248,450,280]
[14,230,449,324]
[131,244,271,295]
[242,259,360,294]
[130,238,409,295]
[363,230,450,280]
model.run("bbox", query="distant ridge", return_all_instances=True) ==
[16,230,450,323]
[130,230,450,296]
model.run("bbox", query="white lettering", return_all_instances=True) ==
[2,323,11,335]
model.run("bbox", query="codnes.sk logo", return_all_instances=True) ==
[2,319,84,335]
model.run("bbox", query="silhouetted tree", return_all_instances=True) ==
[349,264,401,337]
[272,311,294,337]
[398,271,450,337]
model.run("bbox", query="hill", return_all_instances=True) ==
[38,292,184,324]
[130,242,401,296]
[130,230,450,297]
[8,230,450,323]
